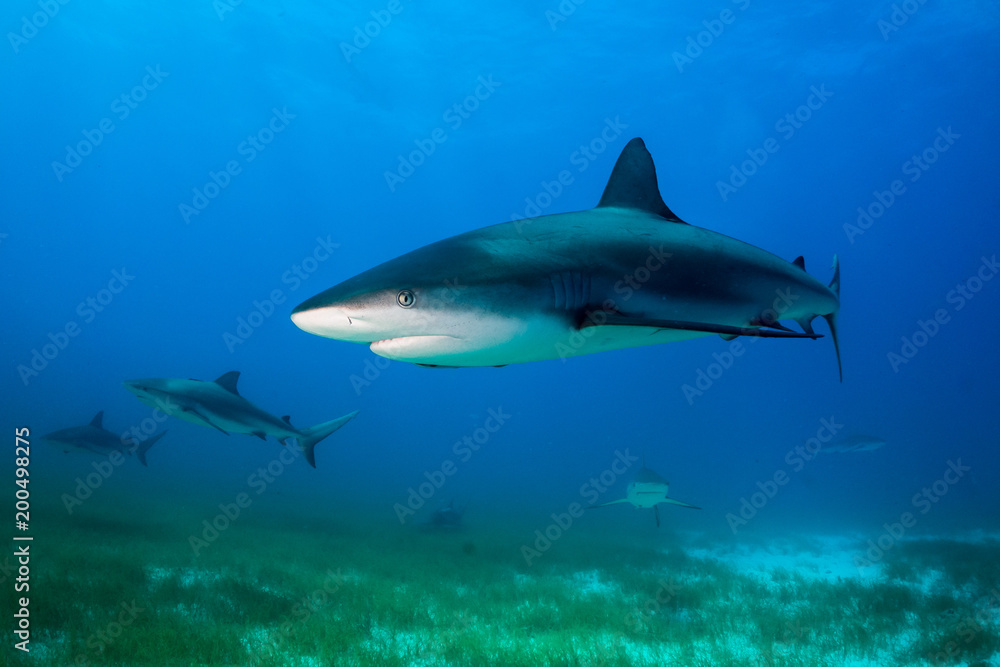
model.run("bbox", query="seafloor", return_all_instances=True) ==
[10,485,1000,667]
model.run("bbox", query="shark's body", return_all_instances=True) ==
[821,434,886,454]
[421,501,465,532]
[42,411,165,467]
[591,466,700,527]
[122,371,358,467]
[291,137,841,377]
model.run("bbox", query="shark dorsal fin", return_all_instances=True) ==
[793,256,806,271]
[90,411,104,428]
[214,371,241,395]
[597,138,685,223]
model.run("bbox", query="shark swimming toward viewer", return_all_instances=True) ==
[122,371,358,468]
[590,465,700,527]
[291,137,842,378]
[42,411,166,467]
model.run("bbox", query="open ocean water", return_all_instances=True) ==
[3,1,1000,665]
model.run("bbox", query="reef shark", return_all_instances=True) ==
[820,434,886,454]
[291,137,842,378]
[420,500,465,532]
[42,411,165,467]
[591,465,700,527]
[122,371,358,468]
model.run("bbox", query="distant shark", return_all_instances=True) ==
[42,411,165,467]
[591,465,700,527]
[122,371,358,468]
[291,137,842,378]
[421,500,465,532]
[820,434,886,454]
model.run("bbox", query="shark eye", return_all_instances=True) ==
[396,290,415,308]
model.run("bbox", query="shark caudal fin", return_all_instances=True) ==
[136,431,167,467]
[823,254,842,382]
[299,411,359,468]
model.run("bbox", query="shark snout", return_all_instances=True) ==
[290,305,375,342]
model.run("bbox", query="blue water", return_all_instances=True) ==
[3,0,1000,662]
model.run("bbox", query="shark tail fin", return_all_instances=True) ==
[299,411,359,468]
[136,431,167,467]
[823,254,842,382]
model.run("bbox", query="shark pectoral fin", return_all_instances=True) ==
[591,314,822,339]
[183,408,230,435]
[588,498,630,508]
[663,497,701,510]
[252,431,267,441]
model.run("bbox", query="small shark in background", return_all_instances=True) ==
[421,501,465,532]
[591,465,700,527]
[820,435,886,454]
[292,137,841,379]
[42,411,165,467]
[122,371,358,468]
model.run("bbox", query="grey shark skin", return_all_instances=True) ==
[821,434,886,454]
[291,137,842,378]
[42,411,165,467]
[122,371,358,468]
[591,466,700,528]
